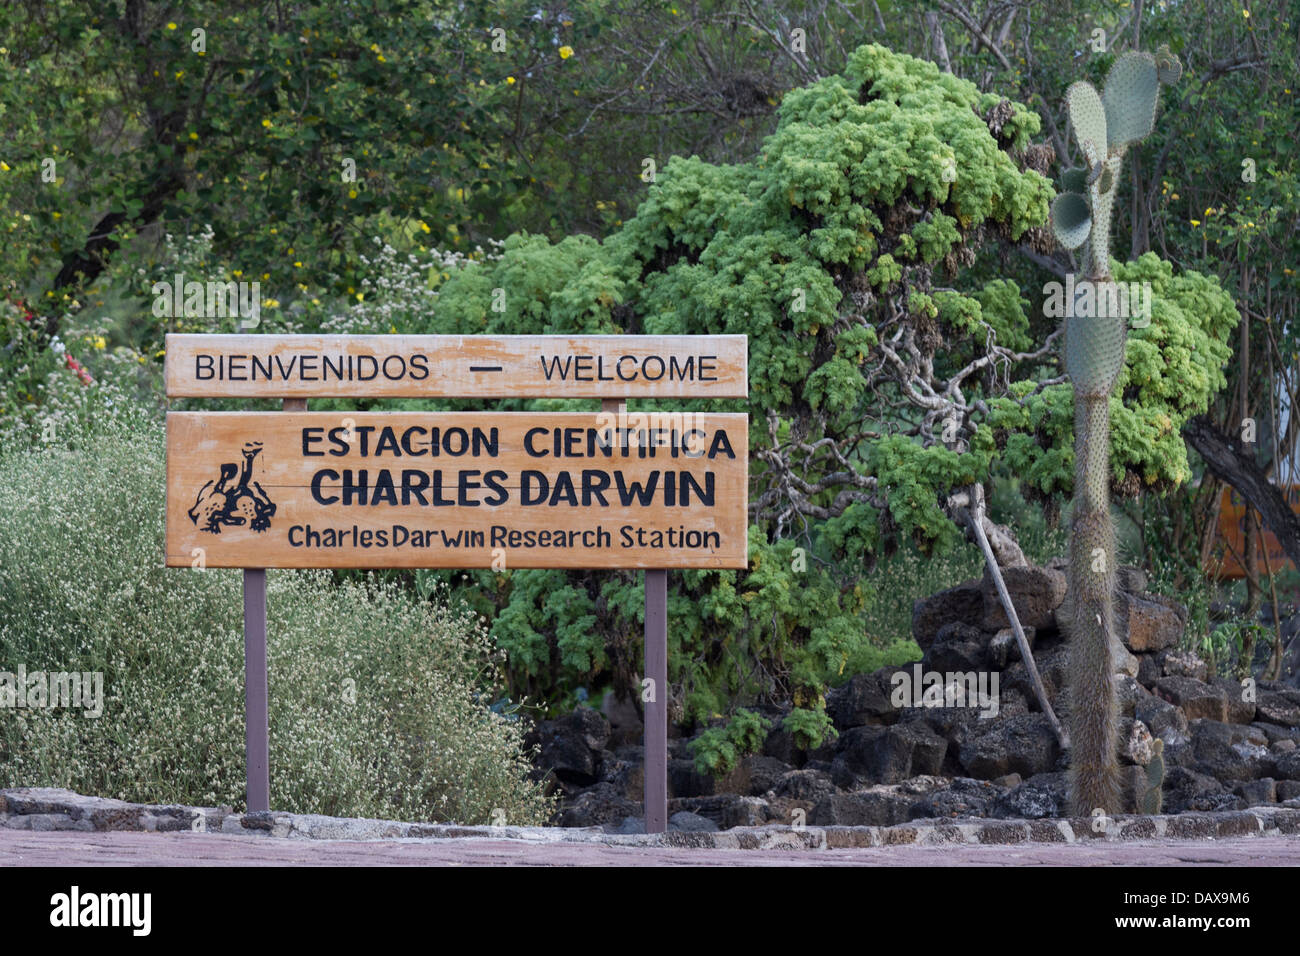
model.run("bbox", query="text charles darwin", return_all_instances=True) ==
[301,423,738,509]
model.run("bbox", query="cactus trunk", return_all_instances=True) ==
[1066,391,1121,815]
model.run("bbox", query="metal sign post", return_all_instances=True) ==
[242,567,269,813]
[240,395,305,812]
[602,395,668,835]
[644,568,668,833]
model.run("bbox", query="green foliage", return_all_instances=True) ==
[0,409,555,824]
[687,728,738,777]
[422,43,1235,736]
[728,708,774,753]
[782,707,838,752]
[688,708,772,777]
[0,0,572,315]
[995,253,1239,500]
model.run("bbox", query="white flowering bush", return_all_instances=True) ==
[321,236,504,335]
[0,411,555,824]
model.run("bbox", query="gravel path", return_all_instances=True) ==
[4,829,1300,866]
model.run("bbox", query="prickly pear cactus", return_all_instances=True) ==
[1140,738,1166,815]
[1049,48,1181,816]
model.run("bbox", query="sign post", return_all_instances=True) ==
[242,567,269,813]
[166,334,748,833]
[644,568,668,834]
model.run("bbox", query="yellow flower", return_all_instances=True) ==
[263,298,280,308]
[559,45,574,59]
[262,118,272,128]
[506,76,515,85]
[188,132,198,140]
[232,270,242,278]
[419,221,431,233]
[92,336,106,350]
[166,22,177,30]
[1190,219,1201,227]
[348,188,358,199]
[0,161,9,171]
[293,261,302,268]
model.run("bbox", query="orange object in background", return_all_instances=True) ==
[1213,485,1300,579]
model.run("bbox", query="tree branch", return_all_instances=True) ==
[932,0,1014,73]
[1183,414,1300,570]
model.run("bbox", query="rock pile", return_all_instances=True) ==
[533,562,1300,831]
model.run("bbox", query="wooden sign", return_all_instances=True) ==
[1213,485,1300,579]
[165,411,748,569]
[164,334,748,399]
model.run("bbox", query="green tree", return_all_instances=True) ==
[0,0,564,330]
[422,43,1239,736]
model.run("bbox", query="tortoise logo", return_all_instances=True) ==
[188,441,277,533]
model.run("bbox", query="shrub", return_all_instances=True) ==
[688,708,772,776]
[781,707,837,752]
[0,411,555,825]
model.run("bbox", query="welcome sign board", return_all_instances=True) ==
[164,334,748,399]
[165,411,748,569]
[164,332,747,830]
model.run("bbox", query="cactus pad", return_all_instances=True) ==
[1066,81,1107,158]
[1051,192,1092,250]
[1065,311,1127,396]
[1103,52,1160,148]
[1140,739,1165,814]
[1154,44,1183,84]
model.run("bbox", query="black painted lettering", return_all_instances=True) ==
[312,469,340,505]
[303,427,324,456]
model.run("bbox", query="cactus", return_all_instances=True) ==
[1049,49,1181,816]
[1140,739,1165,815]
